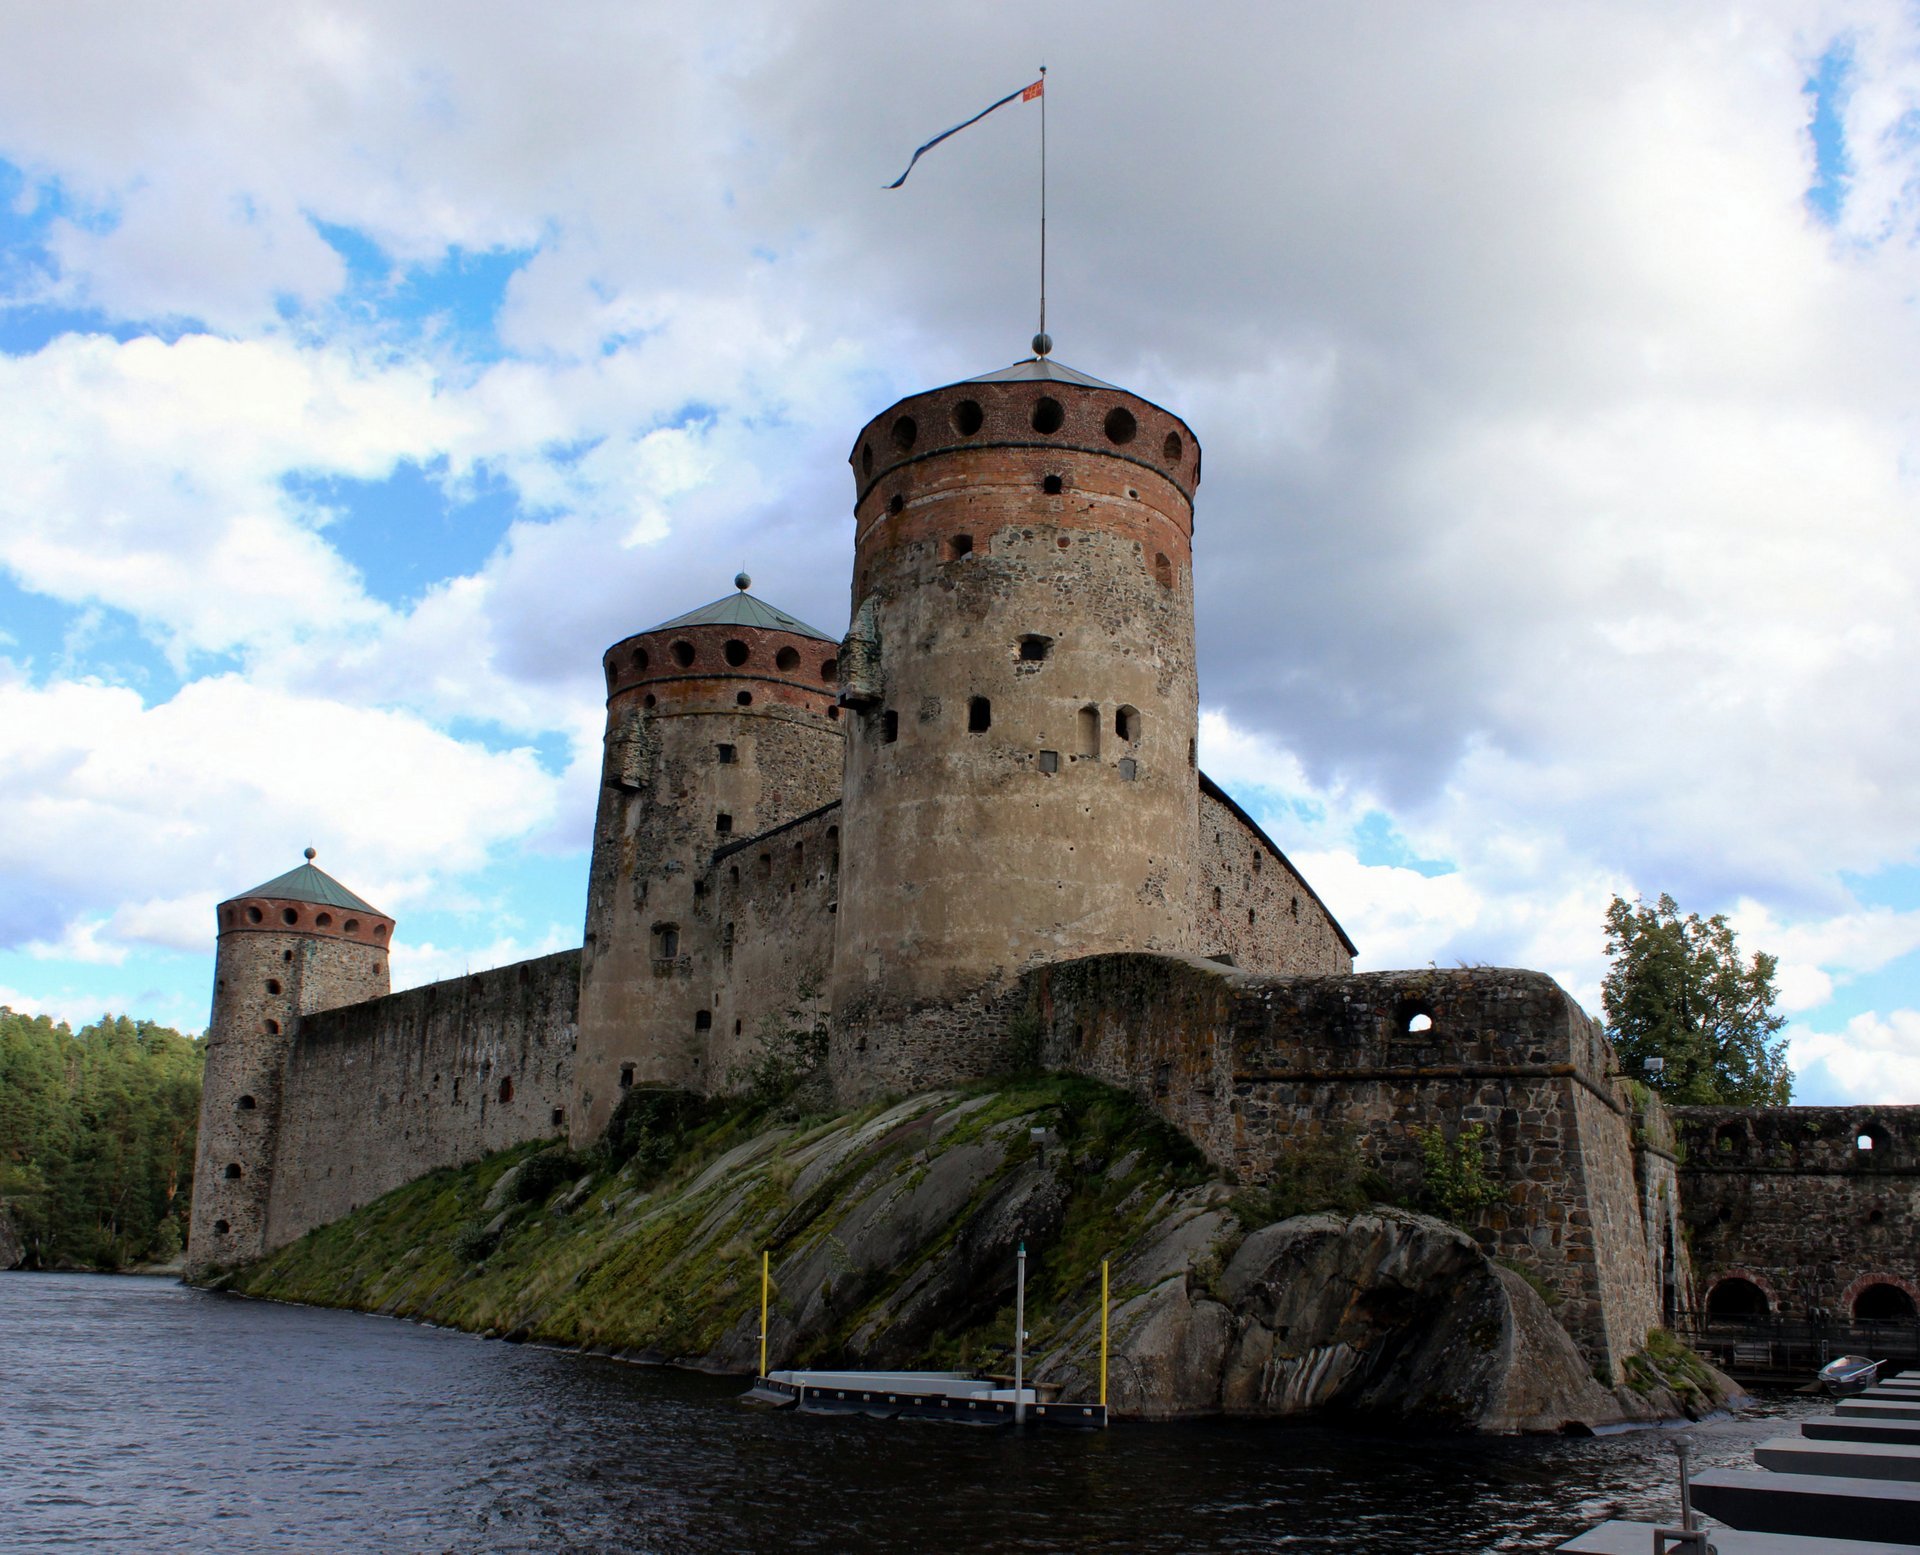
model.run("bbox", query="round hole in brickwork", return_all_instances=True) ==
[316,911,332,927]
[861,442,873,476]
[1032,397,1064,434]
[671,639,695,668]
[644,693,656,708]
[213,1219,230,1235]
[237,1094,256,1110]
[1103,406,1137,445]
[281,907,299,926]
[890,414,917,451]
[827,705,840,720]
[724,638,750,667]
[247,905,263,923]
[342,919,359,935]
[1869,1207,1885,1225]
[265,979,281,996]
[775,646,800,672]
[1042,474,1063,495]
[952,399,984,436]
[1717,1206,1733,1223]
[224,1162,244,1180]
[889,493,904,515]
[1407,1013,1433,1033]
[736,691,753,706]
[1163,430,1184,463]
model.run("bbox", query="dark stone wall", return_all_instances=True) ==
[1674,1104,1920,1319]
[1025,953,1671,1375]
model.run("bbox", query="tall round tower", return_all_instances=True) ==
[187,851,393,1271]
[830,355,1203,1099]
[573,580,844,1139]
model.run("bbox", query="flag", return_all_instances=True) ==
[885,78,1044,189]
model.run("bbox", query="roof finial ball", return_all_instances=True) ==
[304,847,317,862]
[734,571,751,592]
[1032,332,1052,359]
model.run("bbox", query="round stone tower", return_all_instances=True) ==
[830,354,1203,1100]
[572,580,844,1139]
[187,850,393,1271]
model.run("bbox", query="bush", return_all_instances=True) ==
[602,1088,718,1181]
[513,1147,586,1206]
[1414,1123,1503,1223]
[1231,1126,1389,1228]
[451,1220,499,1264]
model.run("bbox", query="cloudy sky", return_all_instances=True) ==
[3,1,1918,1102]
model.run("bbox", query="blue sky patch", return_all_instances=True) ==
[1804,40,1853,225]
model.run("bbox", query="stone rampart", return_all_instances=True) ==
[1674,1104,1920,1320]
[1195,779,1354,975]
[1025,953,1666,1375]
[263,950,578,1250]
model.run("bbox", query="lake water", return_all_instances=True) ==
[0,1272,1819,1553]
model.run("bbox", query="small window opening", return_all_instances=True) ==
[695,1010,712,1032]
[671,639,695,667]
[246,905,263,923]
[1038,750,1060,774]
[282,949,292,962]
[498,1077,514,1104]
[828,705,841,720]
[1042,474,1063,495]
[1154,553,1174,589]
[861,442,873,476]
[619,1063,635,1090]
[1869,1207,1885,1225]
[653,924,680,959]
[889,493,904,515]
[723,922,735,965]
[946,534,974,560]
[281,907,299,925]
[1032,397,1065,434]
[717,743,737,764]
[776,646,800,672]
[265,979,281,996]
[633,647,650,672]
[723,639,749,667]
[264,1019,280,1035]
[237,1094,257,1111]
[224,1163,244,1180]
[883,709,899,743]
[759,853,772,878]
[1247,908,1256,926]
[1188,737,1197,769]
[736,691,753,706]
[643,693,657,708]
[1116,705,1141,742]
[734,1019,744,1035]
[890,414,917,451]
[314,912,332,927]
[1078,704,1100,758]
[952,399,984,436]
[968,696,992,733]
[1118,758,1139,781]
[1858,1130,1881,1151]
[1164,431,1184,463]
[552,1107,565,1127]
[716,813,732,835]
[821,657,838,681]
[693,878,707,898]
[213,1219,231,1235]
[1291,895,1300,919]
[1104,406,1137,444]
[1213,886,1222,910]
[1408,1013,1433,1033]
[1019,635,1052,662]
[729,865,740,885]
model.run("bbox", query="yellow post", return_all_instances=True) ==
[759,1250,770,1379]
[1100,1258,1109,1409]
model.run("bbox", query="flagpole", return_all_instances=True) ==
[1037,64,1048,356]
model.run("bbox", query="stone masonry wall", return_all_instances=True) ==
[1675,1105,1920,1319]
[1025,952,1663,1375]
[1194,780,1354,976]
[263,950,579,1251]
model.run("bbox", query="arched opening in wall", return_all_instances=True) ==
[1078,705,1100,758]
[498,1077,514,1104]
[263,1019,280,1035]
[341,921,358,937]
[1853,1282,1917,1321]
[1858,1125,1887,1152]
[213,1219,231,1235]
[827,705,841,721]
[695,1010,712,1032]
[968,697,992,733]
[247,906,263,924]
[945,534,973,561]
[265,979,281,996]
[1019,635,1052,662]
[1115,705,1140,743]
[1032,397,1064,434]
[821,657,838,682]
[237,1095,256,1111]
[223,1163,244,1180]
[775,646,800,672]
[315,912,332,927]
[861,442,873,476]
[1394,1000,1434,1036]
[671,640,695,667]
[1868,1206,1886,1226]
[282,950,293,963]
[888,493,904,515]
[1705,1276,1770,1321]
[890,414,917,451]
[1163,431,1184,464]
[551,1108,565,1128]
[717,743,737,764]
[652,923,680,959]
[1407,1013,1433,1033]
[1152,556,1173,593]
[281,907,299,925]
[952,399,984,436]
[633,647,650,673]
[619,1063,635,1090]
[882,710,899,744]
[1104,406,1137,444]
[1715,1124,1746,1156]
[375,924,388,941]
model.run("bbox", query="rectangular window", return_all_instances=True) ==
[968,696,991,732]
[619,1063,635,1089]
[695,1009,712,1031]
[1118,758,1138,781]
[716,743,736,764]
[882,709,899,744]
[716,813,732,835]
[1037,749,1059,773]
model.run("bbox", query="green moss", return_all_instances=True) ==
[1622,1327,1717,1402]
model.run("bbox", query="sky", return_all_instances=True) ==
[3,1,1919,1104]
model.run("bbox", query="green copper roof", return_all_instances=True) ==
[236,858,383,914]
[964,356,1120,390]
[646,588,838,644]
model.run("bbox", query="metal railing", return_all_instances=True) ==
[1676,1307,1920,1376]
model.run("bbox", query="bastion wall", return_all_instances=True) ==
[1025,953,1674,1376]
[1674,1104,1920,1320]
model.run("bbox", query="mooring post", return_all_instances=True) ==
[759,1249,770,1379]
[1100,1258,1110,1410]
[1015,1241,1027,1425]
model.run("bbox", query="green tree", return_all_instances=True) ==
[1601,894,1792,1105]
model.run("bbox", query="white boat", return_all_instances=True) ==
[1818,1354,1883,1395]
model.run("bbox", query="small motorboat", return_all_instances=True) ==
[1818,1354,1883,1395]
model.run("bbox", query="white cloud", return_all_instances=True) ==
[389,926,577,994]
[1791,1010,1920,1104]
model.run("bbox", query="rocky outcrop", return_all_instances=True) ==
[225,1082,1734,1432]
[0,1203,25,1270]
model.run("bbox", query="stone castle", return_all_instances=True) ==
[188,349,1917,1382]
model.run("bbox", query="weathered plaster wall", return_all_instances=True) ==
[1194,780,1354,976]
[1675,1105,1920,1319]
[263,951,579,1251]
[1025,953,1663,1374]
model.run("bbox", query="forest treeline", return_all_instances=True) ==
[0,1007,204,1269]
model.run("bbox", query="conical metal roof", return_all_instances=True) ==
[235,858,383,914]
[645,589,838,644]
[963,357,1120,390]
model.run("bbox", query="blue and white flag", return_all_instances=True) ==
[885,78,1044,189]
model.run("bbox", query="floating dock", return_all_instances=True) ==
[741,1369,1108,1428]
[1560,1369,1920,1552]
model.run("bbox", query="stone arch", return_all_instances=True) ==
[1842,1272,1920,1321]
[1704,1270,1777,1319]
